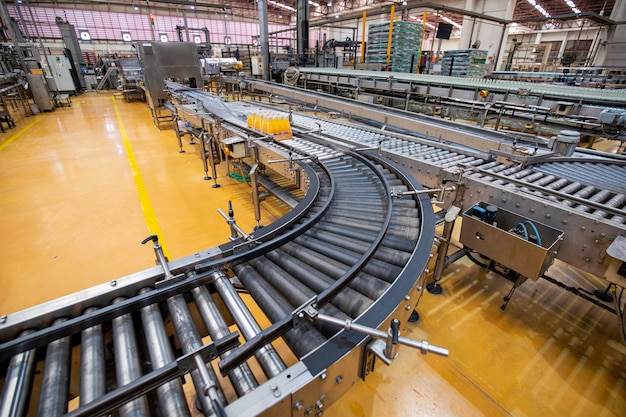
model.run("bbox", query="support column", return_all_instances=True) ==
[594,2,626,66]
[258,0,270,81]
[458,0,515,71]
[297,0,310,65]
[182,9,190,42]
[458,0,476,49]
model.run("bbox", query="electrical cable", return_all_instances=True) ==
[283,67,300,87]
[464,247,491,269]
[614,285,626,344]
[523,220,542,246]
[514,222,529,241]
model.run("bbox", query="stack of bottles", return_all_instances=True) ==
[366,21,423,73]
[247,110,293,140]
[441,49,488,77]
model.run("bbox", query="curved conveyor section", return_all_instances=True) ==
[0,142,435,417]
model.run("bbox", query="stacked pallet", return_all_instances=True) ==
[366,21,423,73]
[441,49,488,77]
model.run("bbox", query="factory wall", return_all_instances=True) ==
[594,0,626,67]
[7,4,290,51]
[505,23,611,70]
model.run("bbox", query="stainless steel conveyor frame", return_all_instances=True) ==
[0,89,445,417]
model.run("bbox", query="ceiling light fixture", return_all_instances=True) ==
[526,0,551,18]
[441,16,462,29]
[563,0,581,14]
[268,1,296,13]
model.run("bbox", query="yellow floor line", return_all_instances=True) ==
[0,115,43,151]
[111,97,170,258]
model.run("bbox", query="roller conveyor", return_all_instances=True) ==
[297,67,626,105]
[294,67,626,142]
[227,86,625,278]
[4,75,625,415]
[227,81,626,338]
[0,95,441,416]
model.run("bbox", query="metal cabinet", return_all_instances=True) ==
[26,74,53,111]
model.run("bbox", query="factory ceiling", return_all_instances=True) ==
[4,1,619,27]
[512,0,616,21]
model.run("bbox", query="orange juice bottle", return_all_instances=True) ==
[262,113,271,134]
[282,117,291,134]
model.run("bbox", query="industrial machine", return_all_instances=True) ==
[135,42,202,128]
[118,58,144,102]
[95,56,120,91]
[55,18,86,91]
[294,67,626,145]
[41,53,76,94]
[25,73,53,112]
[2,63,626,416]
[0,85,447,416]
[243,78,626,340]
[321,37,359,69]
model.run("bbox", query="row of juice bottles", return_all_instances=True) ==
[247,111,292,136]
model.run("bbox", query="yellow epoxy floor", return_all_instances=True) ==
[0,93,624,417]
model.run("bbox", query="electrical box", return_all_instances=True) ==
[605,234,626,288]
[460,202,564,280]
[42,54,76,92]
[251,56,262,76]
[554,101,574,116]
[222,136,247,159]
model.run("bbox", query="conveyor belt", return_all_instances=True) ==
[257,111,626,226]
[298,68,626,106]
[0,137,437,416]
[224,94,625,276]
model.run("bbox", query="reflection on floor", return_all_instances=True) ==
[0,93,623,417]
